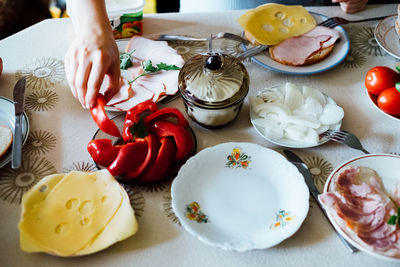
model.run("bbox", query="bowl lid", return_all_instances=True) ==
[178,53,249,109]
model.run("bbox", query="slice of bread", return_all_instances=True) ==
[269,44,334,66]
[0,125,13,159]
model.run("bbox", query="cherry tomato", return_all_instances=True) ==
[377,83,400,116]
[365,66,400,96]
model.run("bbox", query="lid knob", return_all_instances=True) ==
[205,54,222,71]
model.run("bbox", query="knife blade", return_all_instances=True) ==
[283,149,358,253]
[11,77,26,169]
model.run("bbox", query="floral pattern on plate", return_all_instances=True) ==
[270,210,295,230]
[185,201,209,223]
[226,147,251,169]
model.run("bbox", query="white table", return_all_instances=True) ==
[0,4,399,267]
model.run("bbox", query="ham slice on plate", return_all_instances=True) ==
[270,35,331,66]
[269,26,341,66]
[106,36,184,111]
[319,166,400,258]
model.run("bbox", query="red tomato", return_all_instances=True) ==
[365,66,400,96]
[377,84,400,116]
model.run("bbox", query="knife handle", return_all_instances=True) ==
[11,115,22,169]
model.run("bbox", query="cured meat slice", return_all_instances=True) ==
[111,84,154,111]
[319,166,400,257]
[270,35,331,66]
[302,26,341,48]
[106,36,184,110]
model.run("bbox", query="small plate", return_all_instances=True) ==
[366,90,400,122]
[249,84,342,148]
[171,142,309,251]
[92,113,197,184]
[323,154,400,262]
[0,96,30,169]
[375,15,400,60]
[241,12,350,75]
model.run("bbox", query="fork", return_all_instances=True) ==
[155,32,251,45]
[320,130,370,154]
[318,14,396,28]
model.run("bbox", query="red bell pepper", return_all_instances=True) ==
[123,100,158,142]
[149,121,193,162]
[139,137,176,182]
[125,133,159,179]
[90,94,121,138]
[107,140,148,177]
[143,107,189,128]
[87,139,121,167]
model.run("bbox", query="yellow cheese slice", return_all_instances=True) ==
[77,184,137,256]
[18,170,129,257]
[237,3,316,46]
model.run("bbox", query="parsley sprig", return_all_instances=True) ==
[129,118,148,140]
[129,60,180,84]
[120,49,136,70]
[388,207,400,226]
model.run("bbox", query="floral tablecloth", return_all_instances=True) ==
[0,4,399,267]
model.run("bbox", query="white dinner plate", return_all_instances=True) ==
[241,12,350,75]
[374,15,400,60]
[249,84,342,148]
[0,96,30,169]
[323,154,400,262]
[171,142,309,251]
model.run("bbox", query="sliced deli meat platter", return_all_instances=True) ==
[101,36,184,112]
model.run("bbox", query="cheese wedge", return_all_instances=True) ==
[19,170,138,257]
[238,3,316,46]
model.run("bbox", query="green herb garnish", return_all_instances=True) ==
[388,207,400,226]
[129,118,148,140]
[129,60,180,84]
[120,49,135,70]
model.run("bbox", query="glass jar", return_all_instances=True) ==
[178,53,249,128]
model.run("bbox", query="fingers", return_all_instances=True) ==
[104,62,121,103]
[86,53,108,109]
[332,0,368,14]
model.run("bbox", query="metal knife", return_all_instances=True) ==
[283,149,358,253]
[11,77,26,169]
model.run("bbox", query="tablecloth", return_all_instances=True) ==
[0,4,399,267]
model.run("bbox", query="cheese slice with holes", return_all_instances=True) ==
[19,170,138,257]
[238,3,316,46]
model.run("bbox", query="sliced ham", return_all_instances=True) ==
[270,35,331,66]
[106,36,184,111]
[319,166,400,257]
[111,84,154,111]
[302,26,341,48]
[270,26,341,66]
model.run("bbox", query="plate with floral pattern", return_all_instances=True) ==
[374,15,400,60]
[171,142,309,251]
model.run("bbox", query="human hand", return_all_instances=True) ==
[64,28,120,109]
[332,0,368,14]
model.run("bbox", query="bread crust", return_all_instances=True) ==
[0,125,13,159]
[269,44,334,66]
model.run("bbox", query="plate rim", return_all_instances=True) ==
[323,153,400,262]
[0,96,30,169]
[240,12,350,75]
[374,15,400,60]
[171,142,310,251]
